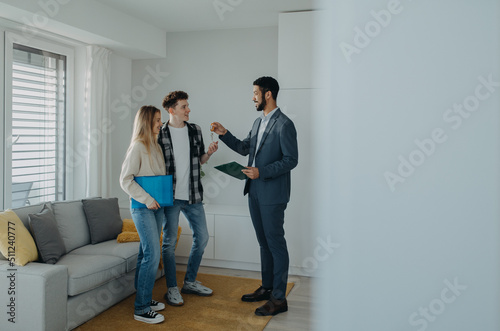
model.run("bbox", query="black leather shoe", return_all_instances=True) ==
[241,286,272,302]
[255,297,288,316]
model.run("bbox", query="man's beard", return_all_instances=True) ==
[256,98,266,111]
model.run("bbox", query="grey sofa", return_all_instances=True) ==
[0,198,162,331]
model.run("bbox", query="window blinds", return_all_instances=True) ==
[10,44,66,207]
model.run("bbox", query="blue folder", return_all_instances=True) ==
[131,175,173,208]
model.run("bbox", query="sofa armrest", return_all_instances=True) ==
[0,260,68,331]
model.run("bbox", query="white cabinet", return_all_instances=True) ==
[277,11,318,273]
[178,213,215,236]
[176,235,215,259]
[174,204,260,268]
[214,214,260,264]
[175,213,215,259]
[278,11,320,89]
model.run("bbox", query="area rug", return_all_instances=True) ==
[75,271,294,331]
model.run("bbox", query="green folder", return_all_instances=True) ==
[214,161,247,180]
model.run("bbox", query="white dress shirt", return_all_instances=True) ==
[252,107,278,167]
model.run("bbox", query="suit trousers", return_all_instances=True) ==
[248,189,289,300]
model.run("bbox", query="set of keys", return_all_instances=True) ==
[210,122,217,142]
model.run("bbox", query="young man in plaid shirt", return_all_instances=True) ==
[158,91,218,306]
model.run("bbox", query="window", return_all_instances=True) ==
[10,44,67,207]
[4,33,74,208]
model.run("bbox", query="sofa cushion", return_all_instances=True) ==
[12,202,49,233]
[0,209,38,266]
[70,240,140,272]
[56,253,126,296]
[52,200,91,253]
[82,198,122,244]
[29,205,66,264]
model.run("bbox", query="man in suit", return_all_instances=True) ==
[211,76,298,316]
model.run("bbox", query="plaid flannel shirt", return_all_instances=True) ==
[158,121,205,204]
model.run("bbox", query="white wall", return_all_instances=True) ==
[277,11,322,276]
[315,0,500,330]
[131,27,279,207]
[0,0,166,58]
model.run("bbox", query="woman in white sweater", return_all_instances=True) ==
[120,105,166,324]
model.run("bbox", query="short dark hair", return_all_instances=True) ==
[162,90,189,110]
[253,76,279,100]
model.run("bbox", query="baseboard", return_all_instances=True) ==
[175,257,318,277]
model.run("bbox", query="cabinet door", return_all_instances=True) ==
[278,11,319,89]
[214,215,260,264]
[176,235,214,259]
[178,212,214,236]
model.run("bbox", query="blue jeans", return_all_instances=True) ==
[162,200,208,288]
[131,207,164,315]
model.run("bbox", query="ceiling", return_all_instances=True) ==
[94,0,317,32]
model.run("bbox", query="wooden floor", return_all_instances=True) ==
[179,265,316,331]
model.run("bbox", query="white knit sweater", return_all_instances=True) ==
[120,140,166,207]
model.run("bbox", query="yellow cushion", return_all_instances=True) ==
[118,219,182,247]
[116,231,140,243]
[0,210,38,266]
[121,218,137,232]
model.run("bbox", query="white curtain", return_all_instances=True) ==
[84,45,112,197]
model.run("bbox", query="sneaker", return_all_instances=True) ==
[134,310,164,324]
[182,280,213,296]
[164,287,184,306]
[150,300,165,311]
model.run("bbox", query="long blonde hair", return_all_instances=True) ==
[129,105,161,156]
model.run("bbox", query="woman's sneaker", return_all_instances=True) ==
[182,280,213,296]
[165,287,184,306]
[134,310,164,324]
[150,300,165,311]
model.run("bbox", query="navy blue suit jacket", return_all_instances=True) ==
[220,109,298,205]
